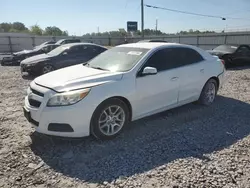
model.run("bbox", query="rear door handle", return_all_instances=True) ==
[171,77,179,81]
[200,69,204,73]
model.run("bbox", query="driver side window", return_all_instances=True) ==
[42,46,49,53]
[141,48,178,73]
[67,46,82,55]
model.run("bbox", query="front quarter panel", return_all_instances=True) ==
[88,74,135,110]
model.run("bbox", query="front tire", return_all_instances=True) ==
[199,79,218,106]
[91,98,130,140]
[42,64,54,74]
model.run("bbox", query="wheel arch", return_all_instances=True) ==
[210,76,220,89]
[199,76,220,98]
[96,96,133,121]
[89,96,133,138]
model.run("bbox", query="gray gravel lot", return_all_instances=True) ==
[0,65,250,188]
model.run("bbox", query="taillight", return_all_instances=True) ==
[220,59,225,66]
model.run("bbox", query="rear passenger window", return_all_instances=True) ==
[177,48,204,66]
[93,46,106,53]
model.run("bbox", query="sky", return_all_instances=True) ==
[1,0,250,35]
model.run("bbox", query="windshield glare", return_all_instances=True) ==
[87,47,149,72]
[55,39,64,45]
[47,46,69,56]
[214,45,237,53]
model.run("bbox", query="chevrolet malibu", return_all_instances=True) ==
[23,42,225,140]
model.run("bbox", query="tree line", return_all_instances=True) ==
[0,22,216,37]
[0,22,68,36]
[83,28,216,37]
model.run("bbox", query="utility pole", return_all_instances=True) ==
[141,0,144,39]
[155,18,158,35]
[97,27,99,34]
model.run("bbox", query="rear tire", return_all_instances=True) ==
[222,55,232,68]
[198,79,218,106]
[90,98,130,140]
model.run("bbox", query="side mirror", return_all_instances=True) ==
[142,66,157,76]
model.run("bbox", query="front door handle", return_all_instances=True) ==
[200,69,204,73]
[171,77,179,81]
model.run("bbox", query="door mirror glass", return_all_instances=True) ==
[142,66,157,75]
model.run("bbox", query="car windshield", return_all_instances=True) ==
[47,45,69,56]
[34,45,47,51]
[55,39,64,45]
[213,45,238,53]
[87,47,149,72]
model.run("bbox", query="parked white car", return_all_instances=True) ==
[23,42,226,139]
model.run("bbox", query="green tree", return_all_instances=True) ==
[44,26,63,36]
[12,22,27,31]
[30,25,43,35]
[62,31,69,36]
[0,22,12,32]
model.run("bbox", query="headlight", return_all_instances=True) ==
[26,63,37,67]
[47,88,90,107]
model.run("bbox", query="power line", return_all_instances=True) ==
[145,4,250,21]
[125,0,129,8]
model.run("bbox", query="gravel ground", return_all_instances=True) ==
[0,65,250,188]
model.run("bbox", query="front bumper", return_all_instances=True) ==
[23,81,96,137]
[20,63,41,74]
[1,56,22,65]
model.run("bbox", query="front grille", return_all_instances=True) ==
[28,99,41,108]
[3,56,13,61]
[30,88,44,97]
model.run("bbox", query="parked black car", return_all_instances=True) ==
[207,44,250,67]
[55,39,81,45]
[20,43,107,75]
[33,40,56,49]
[1,44,60,66]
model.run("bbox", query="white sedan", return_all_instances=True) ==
[23,42,226,139]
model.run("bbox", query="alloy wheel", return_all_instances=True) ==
[98,105,125,136]
[205,82,216,103]
[43,65,54,74]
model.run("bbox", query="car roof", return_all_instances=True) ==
[118,42,215,60]
[60,42,108,49]
[117,42,181,49]
[43,44,60,47]
[57,38,80,41]
[55,39,80,44]
[137,39,168,43]
[217,44,238,47]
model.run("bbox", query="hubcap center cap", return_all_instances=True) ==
[107,116,116,124]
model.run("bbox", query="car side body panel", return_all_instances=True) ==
[23,43,226,138]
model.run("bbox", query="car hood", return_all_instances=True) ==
[206,50,230,56]
[21,53,50,64]
[34,64,123,92]
[14,49,33,56]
